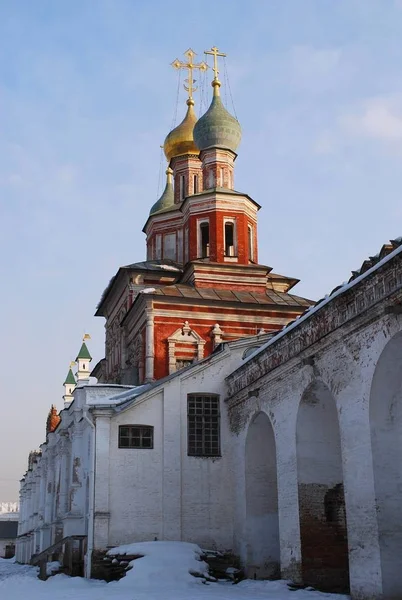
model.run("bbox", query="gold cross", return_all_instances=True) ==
[171,48,208,101]
[204,46,226,81]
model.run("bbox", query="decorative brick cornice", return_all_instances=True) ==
[226,249,402,399]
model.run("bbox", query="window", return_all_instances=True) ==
[177,229,183,263]
[163,232,176,260]
[224,221,235,256]
[199,222,210,258]
[184,228,189,263]
[155,234,162,259]
[193,175,198,194]
[119,425,154,449]
[180,175,185,200]
[176,358,193,371]
[187,394,220,457]
[220,167,224,187]
[248,224,253,261]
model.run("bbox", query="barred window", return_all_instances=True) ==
[118,425,154,449]
[187,394,220,457]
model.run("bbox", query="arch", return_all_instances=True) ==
[370,332,402,598]
[245,411,280,579]
[296,380,349,593]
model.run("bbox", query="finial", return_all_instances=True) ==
[204,46,226,93]
[83,333,91,341]
[171,48,208,102]
[166,167,173,183]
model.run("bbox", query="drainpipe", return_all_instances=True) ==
[82,409,95,579]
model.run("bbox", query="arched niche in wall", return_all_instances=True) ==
[245,410,280,579]
[296,380,349,594]
[370,331,402,599]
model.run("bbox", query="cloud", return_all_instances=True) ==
[341,96,402,141]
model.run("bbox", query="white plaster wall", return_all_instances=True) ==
[108,393,163,546]
[230,311,402,598]
[179,359,235,550]
[105,343,248,551]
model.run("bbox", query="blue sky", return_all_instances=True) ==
[2,0,402,500]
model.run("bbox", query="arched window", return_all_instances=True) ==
[193,175,198,194]
[248,224,254,261]
[199,222,210,258]
[224,221,235,257]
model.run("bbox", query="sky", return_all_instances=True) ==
[1,0,402,501]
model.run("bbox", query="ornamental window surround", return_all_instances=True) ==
[198,219,210,259]
[168,321,205,375]
[118,425,154,449]
[187,394,221,457]
[224,218,237,258]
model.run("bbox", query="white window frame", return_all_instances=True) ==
[248,224,254,261]
[197,218,210,259]
[224,217,237,260]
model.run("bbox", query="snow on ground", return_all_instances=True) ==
[0,542,350,600]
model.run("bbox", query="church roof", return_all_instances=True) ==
[164,100,199,161]
[149,168,174,215]
[96,259,183,316]
[194,81,241,153]
[140,283,311,308]
[63,368,76,386]
[76,342,92,361]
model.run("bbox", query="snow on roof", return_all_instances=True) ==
[157,264,181,271]
[87,384,152,407]
[242,239,402,366]
[140,287,157,294]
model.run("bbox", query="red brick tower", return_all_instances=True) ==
[94,48,312,385]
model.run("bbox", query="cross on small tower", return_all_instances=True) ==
[171,48,208,101]
[204,46,226,82]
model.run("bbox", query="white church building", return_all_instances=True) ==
[17,237,402,599]
[16,46,402,600]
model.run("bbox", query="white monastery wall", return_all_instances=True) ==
[226,249,402,600]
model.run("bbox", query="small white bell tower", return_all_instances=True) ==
[63,362,77,407]
[75,334,92,382]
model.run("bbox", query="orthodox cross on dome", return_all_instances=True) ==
[171,48,208,102]
[204,46,226,82]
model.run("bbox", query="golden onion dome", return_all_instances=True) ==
[163,99,199,161]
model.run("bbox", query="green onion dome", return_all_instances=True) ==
[193,80,241,153]
[149,168,174,215]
